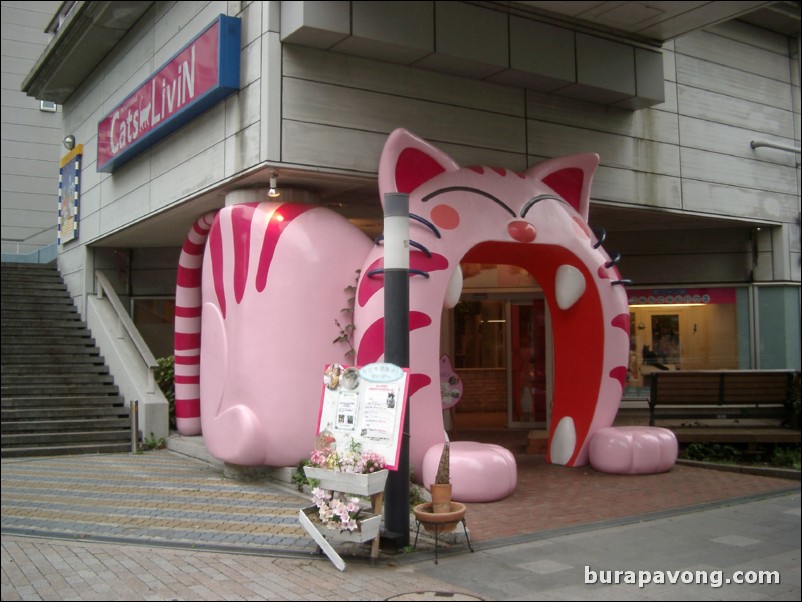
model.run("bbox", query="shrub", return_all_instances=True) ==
[155,356,176,429]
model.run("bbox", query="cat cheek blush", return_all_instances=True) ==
[430,204,460,230]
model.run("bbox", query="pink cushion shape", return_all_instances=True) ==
[422,441,517,502]
[589,426,678,474]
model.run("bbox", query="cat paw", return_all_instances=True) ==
[203,404,266,465]
[589,426,677,474]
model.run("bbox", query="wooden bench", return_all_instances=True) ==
[648,370,800,444]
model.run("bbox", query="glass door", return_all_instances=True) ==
[509,298,548,427]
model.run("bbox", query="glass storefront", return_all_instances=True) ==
[447,264,800,427]
[624,287,745,398]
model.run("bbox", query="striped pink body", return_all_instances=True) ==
[172,129,657,488]
[175,202,371,465]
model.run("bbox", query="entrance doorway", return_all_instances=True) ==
[509,299,548,426]
[450,294,551,436]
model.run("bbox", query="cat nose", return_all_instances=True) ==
[508,220,536,243]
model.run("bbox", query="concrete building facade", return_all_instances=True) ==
[14,1,802,440]
[1,1,63,259]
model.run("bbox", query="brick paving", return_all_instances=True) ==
[462,454,798,543]
[2,449,798,554]
[2,446,799,600]
[1,453,316,556]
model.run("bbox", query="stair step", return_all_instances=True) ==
[1,443,133,458]
[0,277,64,285]
[1,406,129,420]
[0,281,72,296]
[1,383,119,396]
[1,355,106,366]
[1,363,109,375]
[1,417,131,433]
[2,329,93,338]
[1,335,95,347]
[1,319,88,329]
[1,345,102,356]
[0,333,96,354]
[1,373,114,385]
[2,395,125,408]
[0,312,81,323]
[1,429,132,446]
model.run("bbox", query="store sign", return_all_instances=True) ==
[97,15,240,173]
[628,287,736,305]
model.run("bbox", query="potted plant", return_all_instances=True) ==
[412,440,467,538]
[429,441,452,513]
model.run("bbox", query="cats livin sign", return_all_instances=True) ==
[96,15,240,173]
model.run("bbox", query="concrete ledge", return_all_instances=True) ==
[166,433,223,469]
[165,433,300,485]
[676,458,801,481]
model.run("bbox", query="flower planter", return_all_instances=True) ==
[303,466,388,496]
[413,501,466,534]
[299,506,381,543]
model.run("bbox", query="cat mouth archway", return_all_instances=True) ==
[454,240,607,466]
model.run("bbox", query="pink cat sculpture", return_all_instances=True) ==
[175,128,673,492]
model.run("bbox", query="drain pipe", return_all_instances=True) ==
[130,399,139,453]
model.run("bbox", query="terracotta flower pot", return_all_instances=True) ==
[429,483,453,513]
[413,501,466,533]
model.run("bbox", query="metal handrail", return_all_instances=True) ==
[94,270,158,393]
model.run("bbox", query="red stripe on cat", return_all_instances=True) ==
[231,204,256,304]
[256,204,314,292]
[209,217,226,318]
[175,305,202,318]
[356,311,433,365]
[175,398,200,418]
[357,252,450,307]
[175,332,201,350]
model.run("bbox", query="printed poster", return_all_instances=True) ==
[58,145,82,244]
[317,363,410,470]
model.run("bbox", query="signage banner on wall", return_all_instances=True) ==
[628,287,736,306]
[97,14,241,173]
[58,144,83,245]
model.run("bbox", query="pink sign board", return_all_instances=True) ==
[97,15,240,172]
[316,363,410,471]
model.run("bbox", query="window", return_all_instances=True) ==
[39,100,57,113]
[624,287,743,397]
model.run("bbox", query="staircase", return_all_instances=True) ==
[1,262,131,458]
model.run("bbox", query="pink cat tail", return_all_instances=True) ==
[174,211,217,435]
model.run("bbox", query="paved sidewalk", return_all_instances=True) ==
[2,447,800,600]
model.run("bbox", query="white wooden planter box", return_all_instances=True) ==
[303,467,388,496]
[299,506,382,543]
[299,505,382,571]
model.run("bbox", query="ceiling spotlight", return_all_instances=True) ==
[268,172,280,198]
[63,135,75,150]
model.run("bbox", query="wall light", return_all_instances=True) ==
[63,134,75,150]
[268,172,280,198]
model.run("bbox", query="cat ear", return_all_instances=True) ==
[526,153,599,221]
[379,129,460,198]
